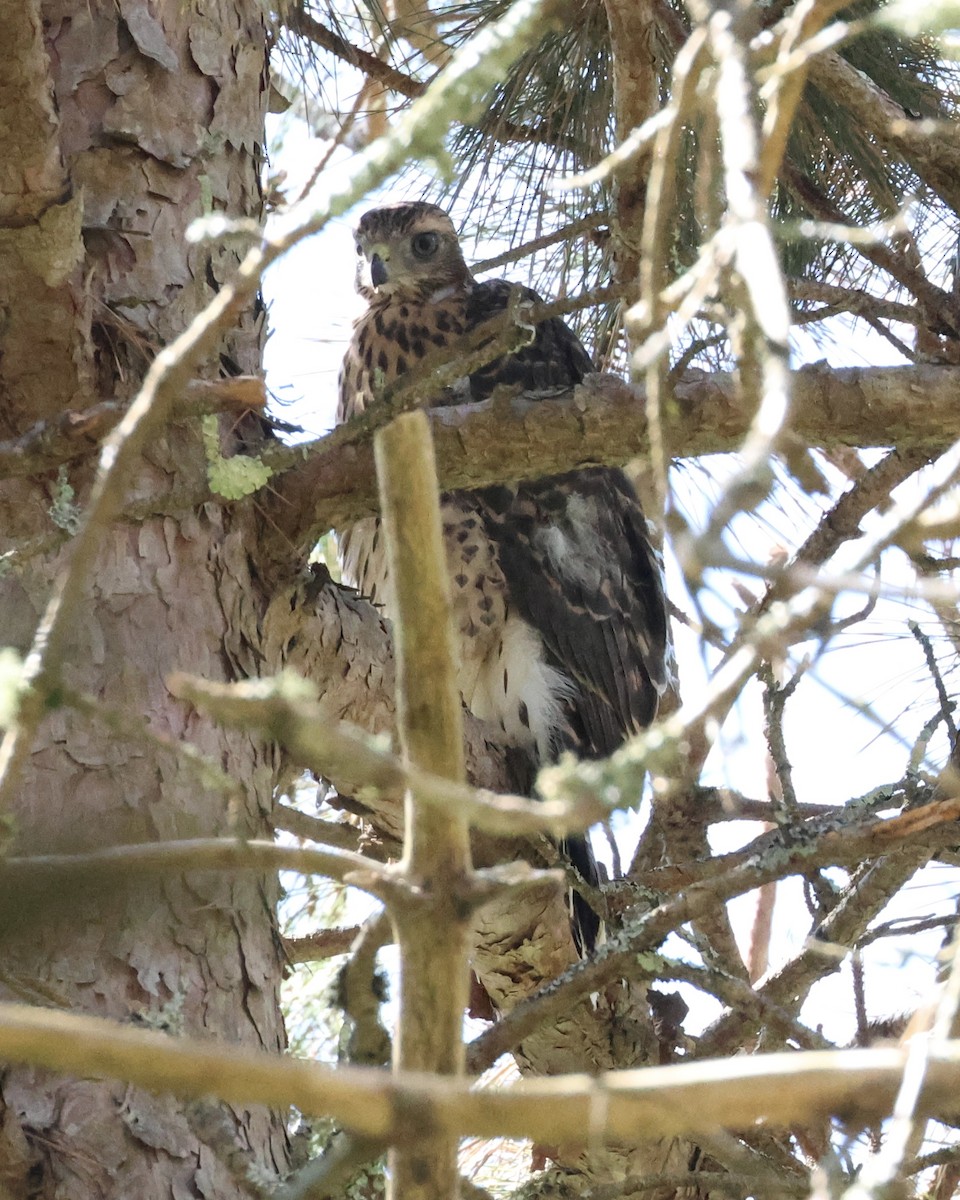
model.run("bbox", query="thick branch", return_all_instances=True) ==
[262,363,960,565]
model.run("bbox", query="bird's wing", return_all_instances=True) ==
[464,279,668,756]
[478,466,669,759]
[465,279,594,398]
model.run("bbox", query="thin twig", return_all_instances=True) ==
[758,0,855,196]
[693,5,794,557]
[0,837,390,891]
[275,804,396,861]
[1,1000,960,1145]
[633,27,710,515]
[578,1169,807,1199]
[783,165,960,338]
[275,1133,384,1200]
[170,671,613,839]
[759,662,802,816]
[283,9,427,100]
[698,846,935,1060]
[336,910,393,1067]
[284,928,361,963]
[787,279,924,329]
[842,932,960,1199]
[909,620,958,748]
[468,796,954,1070]
[553,109,676,192]
[470,212,605,274]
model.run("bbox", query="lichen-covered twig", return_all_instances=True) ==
[374,409,469,1199]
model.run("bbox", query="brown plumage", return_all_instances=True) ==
[337,201,669,949]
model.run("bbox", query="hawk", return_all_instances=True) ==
[337,201,669,949]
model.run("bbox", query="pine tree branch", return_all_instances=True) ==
[689,4,793,552]
[0,378,267,480]
[283,928,361,963]
[788,279,923,328]
[469,804,952,1066]
[170,672,607,840]
[0,838,389,892]
[261,362,960,571]
[807,50,960,217]
[471,212,605,274]
[283,9,427,100]
[375,410,469,1200]
[696,845,935,1060]
[782,163,960,336]
[274,804,392,859]
[1,1000,960,1145]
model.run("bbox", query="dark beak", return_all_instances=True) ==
[370,253,388,287]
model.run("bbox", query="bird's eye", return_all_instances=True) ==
[355,242,363,256]
[411,231,439,259]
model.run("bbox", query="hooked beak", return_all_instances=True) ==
[370,253,388,288]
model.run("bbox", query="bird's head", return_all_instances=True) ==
[353,202,472,301]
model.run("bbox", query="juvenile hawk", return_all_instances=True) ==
[337,201,669,948]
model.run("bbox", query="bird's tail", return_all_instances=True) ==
[560,834,603,954]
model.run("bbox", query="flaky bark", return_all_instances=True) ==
[0,1,91,428]
[0,0,287,1194]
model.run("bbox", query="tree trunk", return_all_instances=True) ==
[0,0,289,1193]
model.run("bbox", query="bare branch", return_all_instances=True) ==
[788,279,925,328]
[782,164,960,337]
[468,791,956,1067]
[695,5,793,549]
[283,9,427,100]
[262,363,960,565]
[274,804,394,860]
[284,928,361,963]
[0,1001,960,1145]
[698,845,935,1059]
[170,671,610,838]
[374,411,469,1198]
[0,837,389,892]
[848,934,960,1199]
[470,212,605,273]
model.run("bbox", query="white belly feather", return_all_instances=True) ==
[338,508,571,763]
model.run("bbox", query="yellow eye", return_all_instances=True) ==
[411,231,439,259]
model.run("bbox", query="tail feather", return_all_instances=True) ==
[561,834,603,954]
